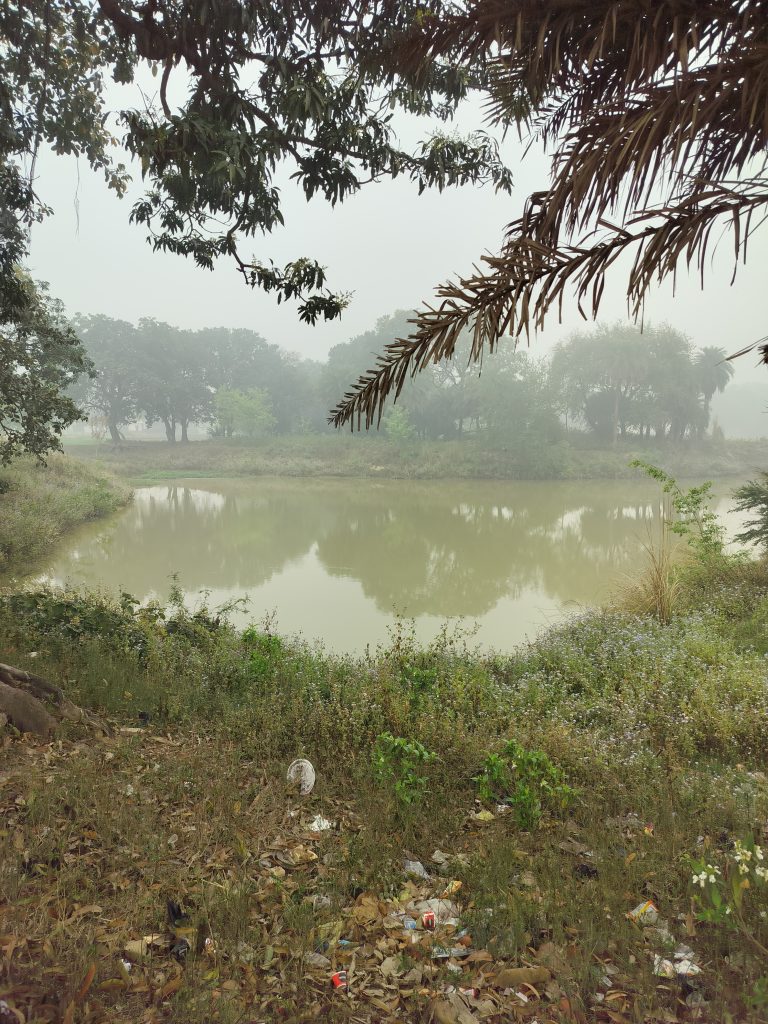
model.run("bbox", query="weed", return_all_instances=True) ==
[371,732,437,807]
[474,739,574,829]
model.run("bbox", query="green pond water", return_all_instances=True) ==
[29,476,751,652]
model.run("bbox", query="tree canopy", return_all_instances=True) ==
[3,0,512,323]
[72,313,733,450]
[330,1,768,428]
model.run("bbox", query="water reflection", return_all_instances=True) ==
[30,477,746,651]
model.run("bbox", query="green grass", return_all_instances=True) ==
[66,434,768,482]
[1,560,768,1020]
[0,455,131,577]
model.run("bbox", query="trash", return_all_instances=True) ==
[413,898,459,923]
[286,758,316,795]
[675,958,701,977]
[644,823,655,836]
[275,844,318,867]
[304,951,331,968]
[422,910,436,930]
[309,814,334,832]
[404,858,430,879]
[472,810,495,823]
[442,880,463,897]
[653,950,701,978]
[171,938,190,963]
[167,898,191,930]
[431,945,471,960]
[124,933,165,960]
[627,900,658,925]
[331,969,348,990]
[573,862,599,879]
[312,894,332,910]
[493,966,551,988]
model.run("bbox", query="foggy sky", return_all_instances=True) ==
[26,91,768,392]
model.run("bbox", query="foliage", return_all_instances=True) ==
[382,405,415,444]
[213,387,276,440]
[689,836,768,956]
[732,473,768,550]
[630,461,725,559]
[1,281,91,462]
[474,739,574,829]
[330,2,768,426]
[371,732,437,807]
[71,314,735,449]
[551,324,720,444]
[2,0,512,327]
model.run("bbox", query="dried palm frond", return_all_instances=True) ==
[332,0,768,428]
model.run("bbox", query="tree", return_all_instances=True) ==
[695,347,735,432]
[550,324,724,444]
[72,315,140,444]
[733,475,768,550]
[331,2,768,427]
[213,388,276,440]
[133,320,212,443]
[1,281,90,462]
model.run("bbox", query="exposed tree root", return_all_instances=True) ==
[0,662,111,737]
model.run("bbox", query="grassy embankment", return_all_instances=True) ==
[1,534,768,1021]
[68,434,768,483]
[0,456,131,577]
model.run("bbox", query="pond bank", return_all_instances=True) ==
[0,455,131,577]
[67,435,768,483]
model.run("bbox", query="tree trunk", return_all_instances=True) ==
[163,417,176,443]
[108,419,121,445]
[180,420,189,443]
[611,390,620,447]
[0,663,111,738]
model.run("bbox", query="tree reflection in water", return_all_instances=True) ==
[33,477,740,650]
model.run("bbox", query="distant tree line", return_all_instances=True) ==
[71,313,734,446]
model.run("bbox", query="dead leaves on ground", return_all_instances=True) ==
[0,732,718,1024]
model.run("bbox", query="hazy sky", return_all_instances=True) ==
[27,89,768,390]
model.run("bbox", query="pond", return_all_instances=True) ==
[28,476,750,652]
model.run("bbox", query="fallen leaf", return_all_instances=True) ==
[432,995,477,1024]
[124,934,165,960]
[494,966,551,988]
[76,963,97,1001]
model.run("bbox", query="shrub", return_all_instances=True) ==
[475,738,574,829]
